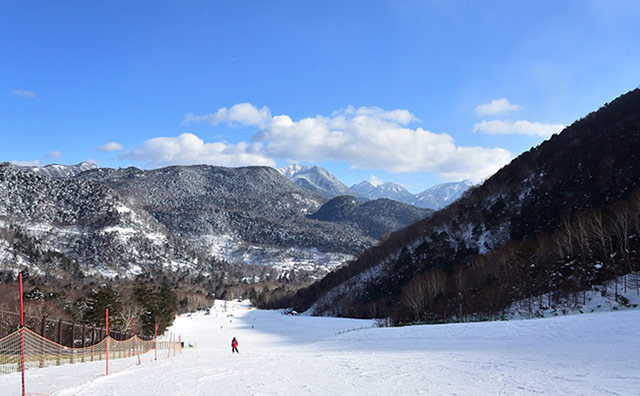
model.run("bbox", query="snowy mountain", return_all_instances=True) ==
[0,163,202,278]
[3,163,422,281]
[412,180,474,209]
[351,179,472,209]
[278,164,354,199]
[278,164,471,210]
[351,181,415,203]
[76,165,372,275]
[350,181,378,197]
[2,162,452,282]
[19,161,98,178]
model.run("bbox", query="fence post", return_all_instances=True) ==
[106,309,109,376]
[81,324,86,362]
[19,273,26,396]
[40,316,46,368]
[167,332,172,359]
[71,323,75,363]
[98,328,103,361]
[131,319,141,365]
[154,323,158,361]
[57,319,62,344]
[56,319,62,366]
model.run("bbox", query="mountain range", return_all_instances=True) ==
[0,163,432,282]
[278,164,472,210]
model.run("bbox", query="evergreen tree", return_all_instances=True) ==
[83,286,121,327]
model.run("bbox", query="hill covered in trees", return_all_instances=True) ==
[290,88,640,322]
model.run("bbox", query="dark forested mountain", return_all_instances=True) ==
[292,88,640,320]
[77,166,370,260]
[309,196,433,239]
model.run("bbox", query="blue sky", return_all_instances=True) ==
[2,0,639,192]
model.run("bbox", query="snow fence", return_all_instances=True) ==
[0,326,181,375]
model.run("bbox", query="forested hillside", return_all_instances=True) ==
[291,88,640,321]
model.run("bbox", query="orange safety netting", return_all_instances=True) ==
[0,328,181,375]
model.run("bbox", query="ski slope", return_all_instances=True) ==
[2,300,639,395]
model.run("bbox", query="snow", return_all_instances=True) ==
[2,300,639,395]
[504,273,640,320]
[199,234,353,278]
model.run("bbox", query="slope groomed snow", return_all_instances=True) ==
[2,300,639,395]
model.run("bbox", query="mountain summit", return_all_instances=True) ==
[413,180,474,209]
[278,164,353,199]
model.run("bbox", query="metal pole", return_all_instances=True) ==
[19,273,26,396]
[106,309,109,376]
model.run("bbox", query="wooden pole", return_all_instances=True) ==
[154,323,158,361]
[40,315,46,368]
[130,319,141,365]
[81,324,86,362]
[167,332,172,359]
[71,322,75,363]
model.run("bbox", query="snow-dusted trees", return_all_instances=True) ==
[391,185,640,323]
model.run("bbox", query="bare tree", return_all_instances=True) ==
[400,274,428,321]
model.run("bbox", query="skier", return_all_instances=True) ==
[231,337,239,353]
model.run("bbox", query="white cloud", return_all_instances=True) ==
[45,150,61,160]
[184,103,272,127]
[261,109,511,182]
[11,90,36,98]
[339,106,419,125]
[120,133,275,168]
[185,103,511,182]
[11,159,41,167]
[473,120,565,138]
[96,141,124,152]
[475,98,521,116]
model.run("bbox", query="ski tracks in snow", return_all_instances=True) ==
[2,300,639,395]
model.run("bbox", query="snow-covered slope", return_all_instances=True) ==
[0,163,190,278]
[21,162,98,178]
[2,301,638,395]
[412,180,473,209]
[351,181,415,203]
[278,164,354,199]
[352,180,472,209]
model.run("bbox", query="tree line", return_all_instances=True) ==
[395,186,640,323]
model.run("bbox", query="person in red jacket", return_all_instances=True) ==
[231,337,239,353]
